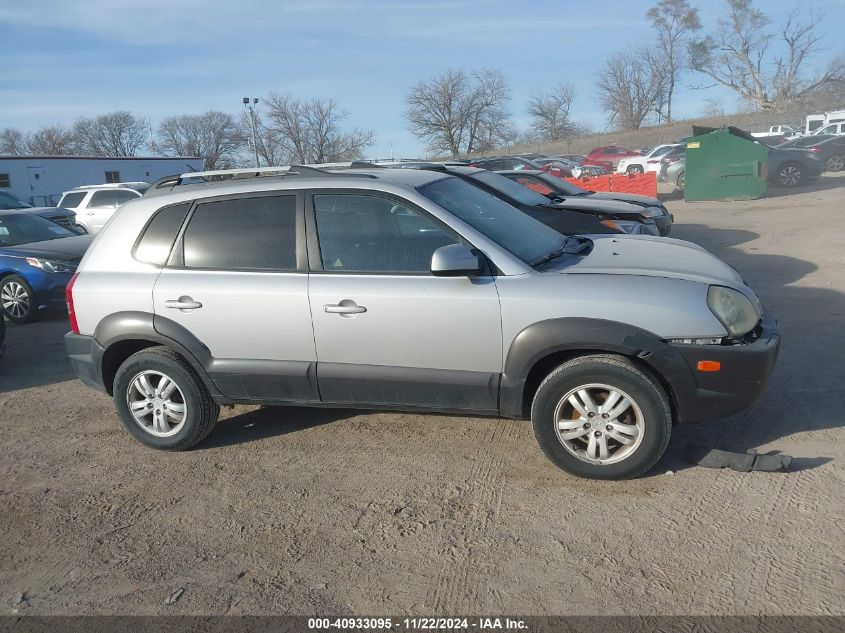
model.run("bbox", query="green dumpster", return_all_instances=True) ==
[684,127,768,201]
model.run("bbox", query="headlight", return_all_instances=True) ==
[600,219,640,234]
[25,257,76,273]
[707,286,759,337]
[641,206,665,218]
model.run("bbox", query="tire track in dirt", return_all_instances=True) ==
[426,417,521,612]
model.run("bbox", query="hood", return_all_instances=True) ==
[548,197,647,218]
[581,191,661,207]
[0,235,94,261]
[560,234,744,286]
[28,207,73,218]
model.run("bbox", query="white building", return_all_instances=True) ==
[0,155,203,206]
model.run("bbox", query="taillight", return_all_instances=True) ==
[809,147,822,152]
[600,219,622,232]
[66,272,80,334]
[647,159,660,164]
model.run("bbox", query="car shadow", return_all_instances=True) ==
[0,312,76,393]
[658,173,843,202]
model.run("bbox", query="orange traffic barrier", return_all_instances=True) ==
[564,172,657,198]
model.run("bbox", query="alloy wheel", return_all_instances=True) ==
[126,370,188,437]
[826,155,843,171]
[1,281,30,320]
[778,164,802,186]
[553,383,645,465]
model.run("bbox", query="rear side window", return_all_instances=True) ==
[134,203,191,266]
[59,192,86,208]
[182,195,296,271]
[88,190,120,208]
[116,190,140,204]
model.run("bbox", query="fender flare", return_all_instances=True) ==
[498,317,696,418]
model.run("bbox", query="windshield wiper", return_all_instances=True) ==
[532,237,592,266]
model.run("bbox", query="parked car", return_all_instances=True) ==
[498,170,673,236]
[557,154,586,165]
[767,147,824,187]
[811,121,845,136]
[412,164,658,236]
[535,157,608,178]
[0,189,84,233]
[584,146,640,169]
[779,134,836,150]
[470,155,585,181]
[65,164,780,479]
[0,210,93,323]
[617,144,681,175]
[788,135,845,172]
[658,150,686,190]
[57,183,148,234]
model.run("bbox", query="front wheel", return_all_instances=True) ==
[775,162,803,187]
[1,274,37,323]
[627,165,644,175]
[113,346,220,450]
[531,355,672,479]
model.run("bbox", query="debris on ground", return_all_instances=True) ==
[163,586,185,606]
[687,445,793,472]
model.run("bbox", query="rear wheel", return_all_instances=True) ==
[627,165,644,174]
[775,162,803,187]
[1,275,37,324]
[113,346,220,450]
[531,355,672,479]
[825,154,843,172]
[676,171,685,190]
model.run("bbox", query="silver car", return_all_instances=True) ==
[65,165,780,480]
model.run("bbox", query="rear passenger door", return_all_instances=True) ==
[84,190,120,233]
[151,192,319,402]
[306,191,503,412]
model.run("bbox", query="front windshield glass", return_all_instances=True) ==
[0,213,76,246]
[0,191,30,210]
[418,177,563,265]
[536,173,587,195]
[469,170,550,206]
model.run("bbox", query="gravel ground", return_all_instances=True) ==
[1,174,843,616]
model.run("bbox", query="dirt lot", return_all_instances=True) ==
[1,174,843,616]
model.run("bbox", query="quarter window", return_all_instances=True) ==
[182,195,297,270]
[134,203,191,266]
[116,189,140,204]
[313,194,457,273]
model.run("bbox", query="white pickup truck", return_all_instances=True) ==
[751,125,801,138]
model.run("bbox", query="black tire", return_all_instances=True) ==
[113,346,220,450]
[0,274,38,324]
[676,171,685,190]
[531,354,672,480]
[627,165,644,174]
[774,162,804,187]
[825,154,843,172]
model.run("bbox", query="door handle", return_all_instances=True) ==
[164,296,203,311]
[323,301,367,315]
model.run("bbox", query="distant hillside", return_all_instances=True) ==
[463,111,806,159]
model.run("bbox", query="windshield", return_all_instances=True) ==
[536,173,587,195]
[0,213,77,246]
[468,170,550,206]
[418,177,564,265]
[0,191,31,210]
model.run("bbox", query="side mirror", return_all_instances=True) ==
[431,244,483,277]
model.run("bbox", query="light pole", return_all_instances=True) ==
[243,97,260,168]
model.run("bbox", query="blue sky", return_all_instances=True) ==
[1,0,843,158]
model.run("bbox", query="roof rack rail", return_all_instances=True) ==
[144,163,375,197]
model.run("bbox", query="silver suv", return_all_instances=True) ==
[65,165,780,479]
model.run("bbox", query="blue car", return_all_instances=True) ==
[0,210,93,323]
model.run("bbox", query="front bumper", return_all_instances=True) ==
[666,310,781,424]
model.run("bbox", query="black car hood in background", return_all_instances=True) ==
[0,235,93,261]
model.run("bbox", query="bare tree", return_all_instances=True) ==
[25,124,76,155]
[405,68,512,157]
[262,94,374,165]
[73,111,148,157]
[0,128,26,155]
[154,111,244,170]
[596,50,667,130]
[647,0,701,122]
[527,83,578,141]
[689,0,843,111]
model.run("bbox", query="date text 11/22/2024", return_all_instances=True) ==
[308,618,528,630]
